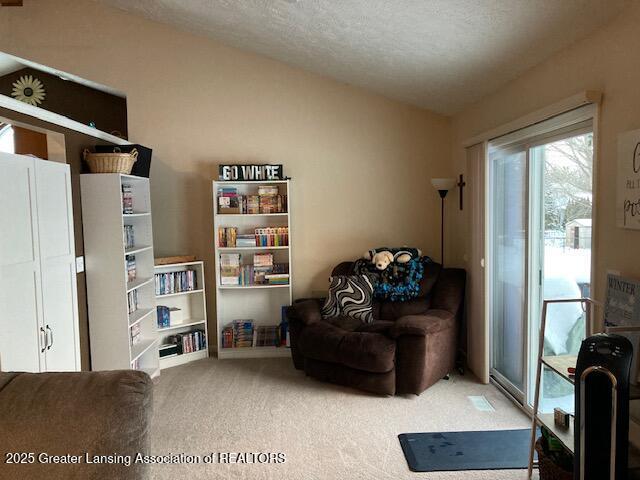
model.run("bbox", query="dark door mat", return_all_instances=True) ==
[398,428,536,472]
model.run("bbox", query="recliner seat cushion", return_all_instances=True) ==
[298,319,396,373]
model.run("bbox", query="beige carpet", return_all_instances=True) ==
[150,357,535,479]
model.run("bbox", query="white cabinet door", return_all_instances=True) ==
[0,153,44,372]
[35,160,80,371]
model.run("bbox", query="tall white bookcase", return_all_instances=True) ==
[213,180,292,359]
[81,173,159,378]
[155,260,209,369]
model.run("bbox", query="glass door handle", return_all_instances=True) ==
[45,325,53,350]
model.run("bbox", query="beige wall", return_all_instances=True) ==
[0,1,451,345]
[450,4,640,330]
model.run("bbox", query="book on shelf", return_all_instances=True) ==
[122,183,133,214]
[225,319,254,348]
[281,306,290,347]
[237,234,257,247]
[157,306,182,329]
[218,227,238,247]
[126,254,137,282]
[255,227,288,247]
[220,253,241,285]
[221,318,289,349]
[123,225,135,249]
[254,325,279,347]
[127,289,138,314]
[220,252,288,287]
[164,329,207,355]
[253,252,274,268]
[265,273,290,285]
[218,227,289,248]
[216,185,287,215]
[258,185,279,196]
[155,269,197,295]
[130,323,141,345]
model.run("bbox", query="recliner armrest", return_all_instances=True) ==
[390,309,455,338]
[288,298,324,326]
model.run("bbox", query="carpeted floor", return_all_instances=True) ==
[150,357,535,479]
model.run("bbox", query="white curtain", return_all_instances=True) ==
[466,142,489,384]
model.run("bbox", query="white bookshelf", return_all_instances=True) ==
[213,179,292,359]
[155,261,209,369]
[80,174,160,379]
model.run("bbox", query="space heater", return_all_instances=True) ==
[574,333,632,480]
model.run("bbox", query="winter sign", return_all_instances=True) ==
[604,274,640,327]
[618,128,640,229]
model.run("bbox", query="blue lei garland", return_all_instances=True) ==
[353,256,431,302]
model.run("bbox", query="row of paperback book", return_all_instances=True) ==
[127,289,139,314]
[155,270,197,296]
[221,318,290,349]
[130,322,141,346]
[217,186,287,214]
[219,253,289,286]
[126,254,137,282]
[163,330,207,355]
[217,226,289,247]
[123,225,135,249]
[122,184,134,214]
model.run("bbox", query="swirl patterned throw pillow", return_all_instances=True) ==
[321,274,375,324]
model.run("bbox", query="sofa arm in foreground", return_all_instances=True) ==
[0,370,153,480]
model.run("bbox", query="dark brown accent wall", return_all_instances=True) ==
[0,106,116,371]
[0,67,128,138]
[13,125,48,158]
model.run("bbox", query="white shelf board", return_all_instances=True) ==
[130,337,159,363]
[128,307,155,328]
[215,180,290,185]
[119,174,149,182]
[218,346,291,359]
[159,349,208,369]
[154,260,203,269]
[535,413,574,454]
[156,288,204,299]
[125,245,153,256]
[0,94,130,145]
[126,276,154,293]
[217,213,288,218]
[541,355,576,384]
[158,319,206,332]
[218,284,290,290]
[218,246,289,251]
[123,212,151,218]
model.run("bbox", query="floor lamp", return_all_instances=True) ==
[431,178,456,266]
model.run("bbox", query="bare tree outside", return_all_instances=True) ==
[544,133,593,231]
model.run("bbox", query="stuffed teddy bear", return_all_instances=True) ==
[363,247,422,270]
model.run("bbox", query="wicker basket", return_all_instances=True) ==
[83,147,138,174]
[535,438,572,480]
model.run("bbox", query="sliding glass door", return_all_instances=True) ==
[488,107,594,407]
[489,145,528,400]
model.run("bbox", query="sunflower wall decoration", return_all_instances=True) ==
[11,75,46,106]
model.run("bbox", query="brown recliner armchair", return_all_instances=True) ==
[288,260,465,396]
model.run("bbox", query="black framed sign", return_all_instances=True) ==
[218,164,284,181]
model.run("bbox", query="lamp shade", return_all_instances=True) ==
[431,178,456,191]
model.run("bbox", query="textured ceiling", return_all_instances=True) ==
[97,0,625,115]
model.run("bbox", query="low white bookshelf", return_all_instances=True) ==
[81,174,160,379]
[155,260,209,369]
[213,179,292,359]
